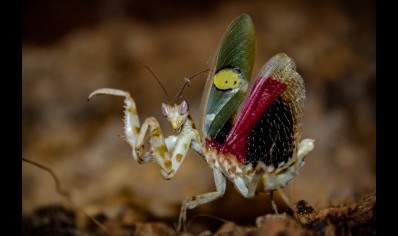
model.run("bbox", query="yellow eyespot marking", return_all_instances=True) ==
[213,69,241,90]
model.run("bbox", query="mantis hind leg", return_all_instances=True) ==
[177,169,226,232]
[256,139,315,215]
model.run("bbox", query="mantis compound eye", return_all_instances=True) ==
[178,100,188,115]
[161,103,168,116]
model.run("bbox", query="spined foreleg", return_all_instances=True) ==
[88,88,197,180]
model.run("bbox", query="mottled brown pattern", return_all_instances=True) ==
[155,146,167,160]
[246,168,254,176]
[134,126,140,135]
[183,143,189,150]
[164,160,172,170]
[176,154,183,163]
[150,127,161,137]
[127,107,136,115]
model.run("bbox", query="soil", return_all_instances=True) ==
[22,193,375,235]
[22,0,375,235]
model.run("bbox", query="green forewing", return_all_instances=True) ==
[201,14,256,137]
[215,15,256,81]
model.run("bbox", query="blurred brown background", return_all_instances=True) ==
[22,0,375,231]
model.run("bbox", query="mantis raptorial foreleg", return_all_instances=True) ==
[88,88,201,179]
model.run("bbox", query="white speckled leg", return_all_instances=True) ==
[88,88,198,180]
[177,169,226,232]
[89,88,141,159]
